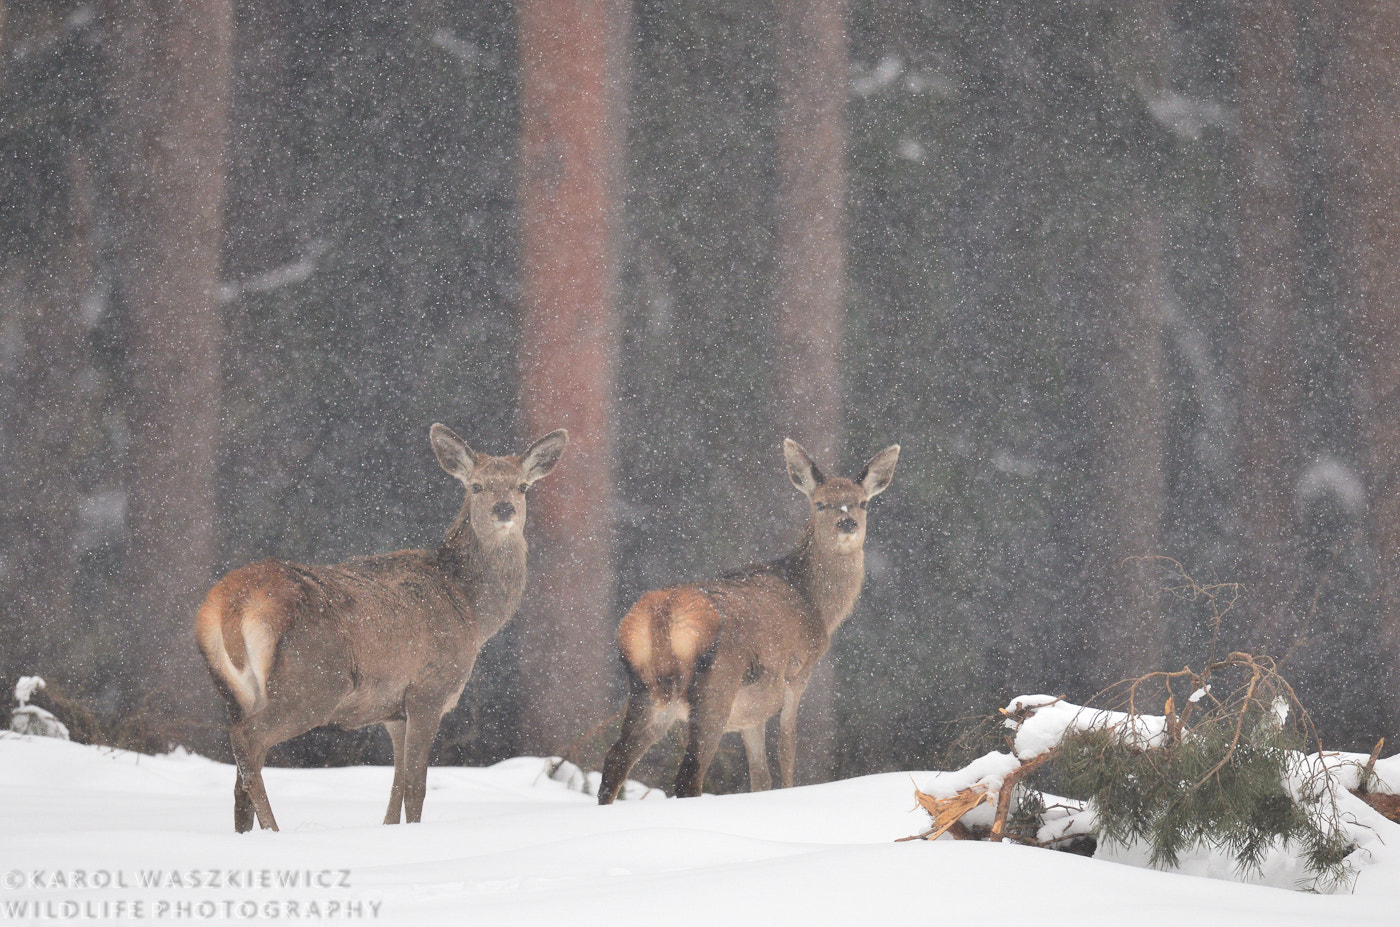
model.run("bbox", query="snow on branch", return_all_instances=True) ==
[1003,694,1168,760]
[907,563,1400,893]
[10,676,69,740]
[910,685,1399,893]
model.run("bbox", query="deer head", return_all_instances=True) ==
[431,424,568,546]
[784,439,900,554]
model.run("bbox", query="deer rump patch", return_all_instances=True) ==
[617,587,722,697]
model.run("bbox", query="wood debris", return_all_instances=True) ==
[902,786,992,842]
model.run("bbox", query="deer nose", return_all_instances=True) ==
[492,501,516,522]
[836,516,858,533]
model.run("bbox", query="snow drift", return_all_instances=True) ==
[2,732,1399,926]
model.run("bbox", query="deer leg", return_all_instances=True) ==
[599,681,668,805]
[225,677,347,832]
[228,724,277,832]
[675,654,744,798]
[233,770,255,833]
[382,720,407,825]
[777,684,806,789]
[215,693,257,831]
[400,707,441,824]
[741,724,772,792]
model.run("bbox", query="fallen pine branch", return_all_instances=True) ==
[990,749,1056,843]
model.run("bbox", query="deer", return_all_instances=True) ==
[195,424,567,832]
[597,438,899,804]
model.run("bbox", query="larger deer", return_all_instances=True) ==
[598,438,899,804]
[196,424,567,832]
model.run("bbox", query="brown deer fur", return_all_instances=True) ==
[196,424,567,832]
[598,439,899,803]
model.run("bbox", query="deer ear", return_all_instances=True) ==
[521,429,568,484]
[430,423,477,483]
[783,438,825,499]
[858,444,900,498]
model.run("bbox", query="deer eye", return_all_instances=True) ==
[471,484,484,494]
[859,501,867,510]
[815,502,828,511]
[518,483,529,494]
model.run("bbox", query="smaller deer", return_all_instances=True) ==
[598,438,899,803]
[196,425,567,831]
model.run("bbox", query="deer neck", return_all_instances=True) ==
[442,515,528,635]
[788,523,866,636]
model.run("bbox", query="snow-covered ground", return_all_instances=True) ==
[2,732,1398,925]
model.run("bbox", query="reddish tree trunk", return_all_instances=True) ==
[515,0,627,756]
[773,0,847,468]
[773,0,849,784]
[102,0,233,737]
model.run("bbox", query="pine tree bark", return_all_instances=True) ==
[219,0,301,574]
[1323,1,1400,736]
[1075,1,1169,689]
[0,151,95,688]
[1080,212,1168,686]
[224,0,297,286]
[101,0,232,737]
[1233,0,1303,652]
[515,0,626,756]
[773,0,848,783]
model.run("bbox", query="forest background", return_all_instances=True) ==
[4,0,1400,789]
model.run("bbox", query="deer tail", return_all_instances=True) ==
[194,561,296,720]
[617,587,720,700]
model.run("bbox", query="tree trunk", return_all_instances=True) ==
[219,0,301,574]
[1071,204,1167,692]
[0,150,95,689]
[773,0,848,784]
[1323,1,1400,737]
[773,0,847,468]
[101,0,232,741]
[1075,1,1169,690]
[515,0,626,756]
[224,0,298,286]
[1232,0,1303,653]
